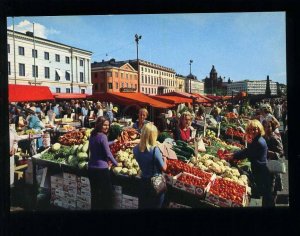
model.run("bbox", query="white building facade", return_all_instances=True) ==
[128,59,176,95]
[227,80,277,96]
[7,29,93,94]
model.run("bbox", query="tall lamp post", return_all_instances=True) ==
[189,60,193,93]
[135,34,142,93]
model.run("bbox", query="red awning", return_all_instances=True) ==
[150,95,193,104]
[9,84,54,102]
[52,93,87,99]
[90,92,173,109]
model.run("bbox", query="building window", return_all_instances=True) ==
[108,83,113,89]
[115,72,118,77]
[106,71,112,78]
[126,74,128,79]
[151,88,153,94]
[121,73,123,78]
[142,87,144,92]
[130,74,132,80]
[56,88,61,93]
[32,65,38,77]
[65,56,70,64]
[7,44,10,53]
[32,49,38,58]
[116,82,118,89]
[65,71,70,81]
[80,72,84,82]
[66,88,71,93]
[80,59,84,66]
[18,46,25,56]
[55,71,60,81]
[126,83,128,88]
[55,54,60,62]
[45,67,50,79]
[81,89,85,94]
[122,82,124,88]
[142,75,144,83]
[7,61,11,76]
[141,67,143,71]
[19,63,25,76]
[44,52,49,60]
[151,77,153,84]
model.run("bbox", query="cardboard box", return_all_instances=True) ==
[172,172,214,198]
[205,177,247,207]
[52,198,63,208]
[51,182,63,190]
[51,174,64,185]
[63,172,77,181]
[77,193,91,204]
[76,200,91,210]
[113,185,122,194]
[168,202,192,208]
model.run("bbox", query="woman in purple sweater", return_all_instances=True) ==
[88,116,119,210]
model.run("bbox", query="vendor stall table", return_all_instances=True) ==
[30,155,226,210]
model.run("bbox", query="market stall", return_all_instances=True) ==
[24,120,253,210]
[9,84,54,102]
[52,93,88,100]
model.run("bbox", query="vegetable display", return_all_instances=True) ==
[58,129,89,146]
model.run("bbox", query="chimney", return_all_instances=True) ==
[26,31,34,37]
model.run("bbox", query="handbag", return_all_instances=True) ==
[267,159,286,174]
[150,147,167,195]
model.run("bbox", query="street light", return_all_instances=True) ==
[189,60,193,93]
[135,34,142,93]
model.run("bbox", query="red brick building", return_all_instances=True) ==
[91,58,138,94]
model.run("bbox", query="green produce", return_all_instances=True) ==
[77,144,84,153]
[108,124,122,141]
[54,146,72,159]
[112,166,123,174]
[70,145,79,155]
[81,141,89,153]
[67,155,78,167]
[77,152,89,161]
[78,161,88,169]
[175,140,188,147]
[52,143,61,151]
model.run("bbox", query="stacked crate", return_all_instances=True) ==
[112,185,139,209]
[50,172,91,210]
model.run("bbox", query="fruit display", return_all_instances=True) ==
[111,148,140,177]
[58,129,91,146]
[206,177,247,207]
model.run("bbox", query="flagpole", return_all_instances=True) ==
[33,22,36,86]
[13,17,17,84]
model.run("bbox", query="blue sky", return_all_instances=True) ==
[7,12,286,84]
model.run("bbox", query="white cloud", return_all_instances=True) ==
[7,19,60,39]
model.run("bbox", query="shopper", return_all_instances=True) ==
[173,111,193,142]
[132,108,150,133]
[133,123,167,209]
[106,106,118,123]
[155,116,172,143]
[262,119,284,206]
[88,116,119,210]
[225,119,273,207]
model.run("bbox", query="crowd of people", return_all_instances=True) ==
[9,96,288,209]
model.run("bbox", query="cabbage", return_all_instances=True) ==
[78,161,88,169]
[52,143,61,151]
[68,155,78,167]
